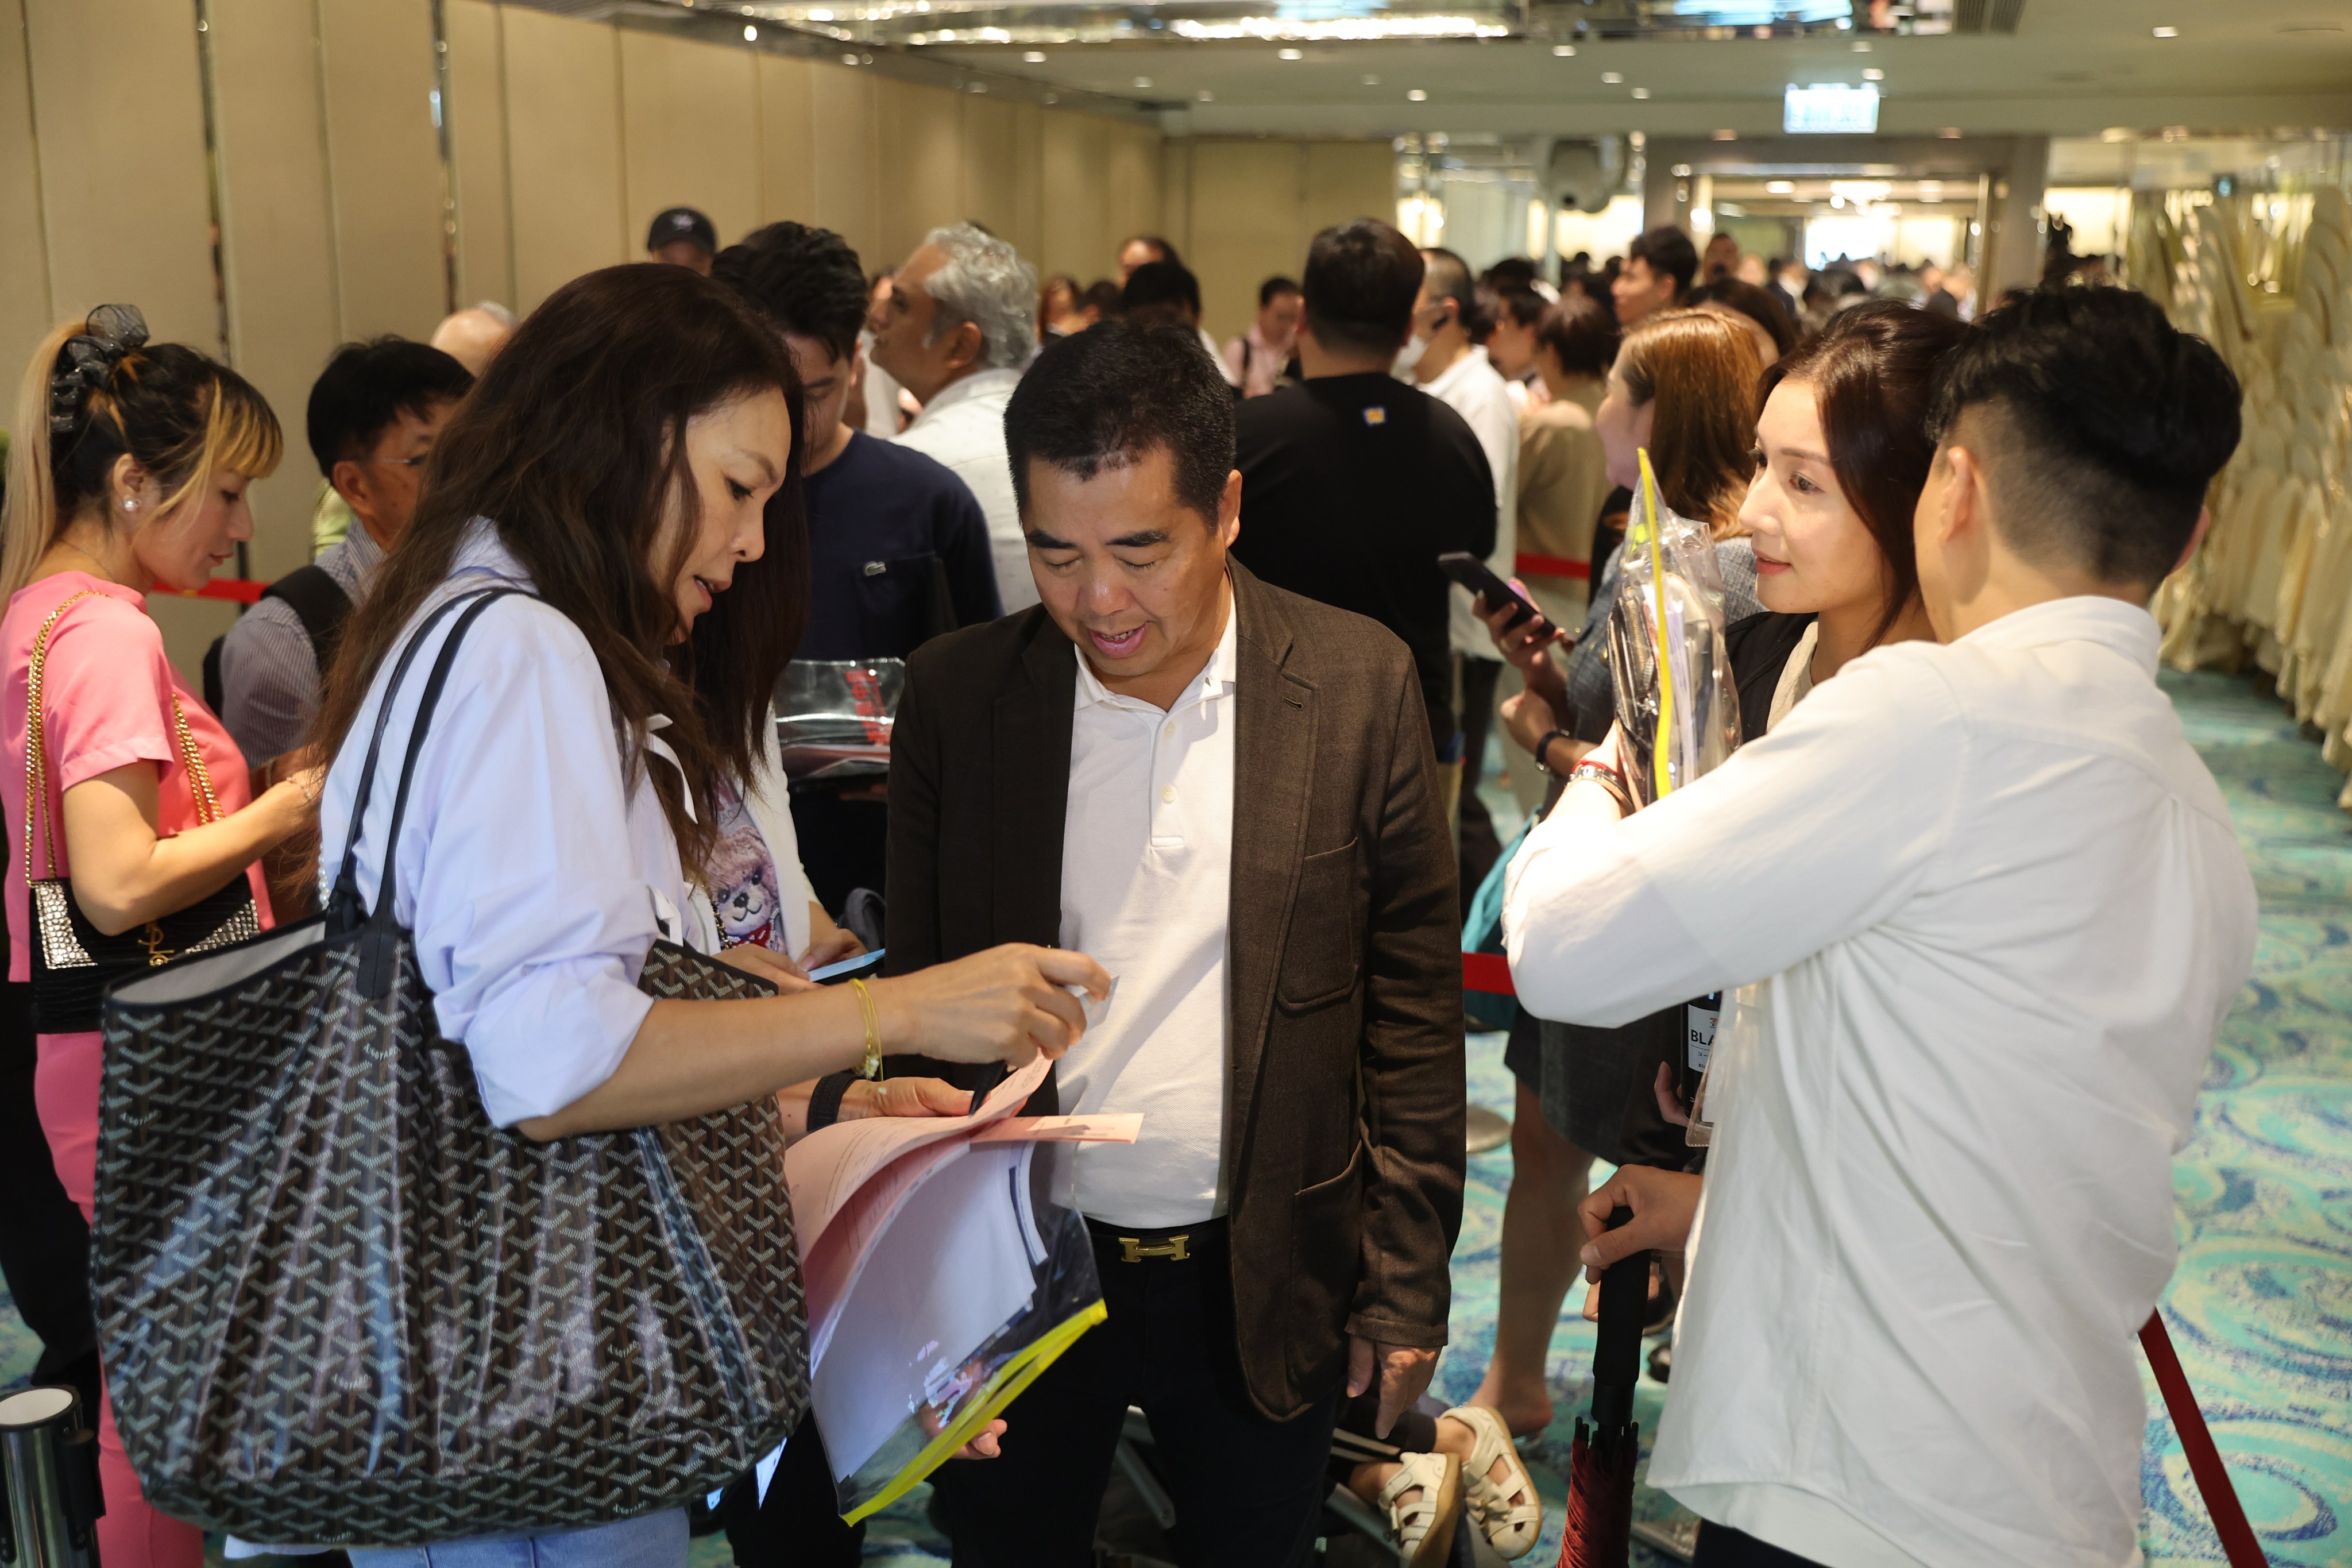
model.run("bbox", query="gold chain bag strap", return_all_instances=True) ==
[24,588,261,1033]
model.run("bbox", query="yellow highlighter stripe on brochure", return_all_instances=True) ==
[1635,446,1678,798]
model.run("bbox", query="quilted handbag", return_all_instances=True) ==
[22,588,262,1033]
[89,588,809,1547]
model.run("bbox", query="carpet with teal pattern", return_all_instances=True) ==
[4,669,2345,1566]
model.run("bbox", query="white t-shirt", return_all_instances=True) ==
[1504,597,2257,1568]
[1423,346,1521,659]
[1053,601,1238,1227]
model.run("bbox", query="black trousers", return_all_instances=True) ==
[0,982,102,1421]
[717,1410,863,1567]
[1693,1523,1831,1567]
[1457,655,1505,909]
[928,1219,1339,1568]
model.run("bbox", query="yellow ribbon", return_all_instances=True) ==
[1635,447,1678,798]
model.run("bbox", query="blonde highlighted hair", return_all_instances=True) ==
[4,314,282,598]
[1613,308,1761,539]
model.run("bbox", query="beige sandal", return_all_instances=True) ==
[1377,1450,1463,1568]
[1446,1403,1543,1559]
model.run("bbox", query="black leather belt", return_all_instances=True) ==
[1086,1214,1227,1264]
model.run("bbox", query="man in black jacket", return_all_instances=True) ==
[888,320,1464,1566]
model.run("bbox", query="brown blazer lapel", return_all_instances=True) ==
[1225,563,1316,1141]
[990,620,1076,946]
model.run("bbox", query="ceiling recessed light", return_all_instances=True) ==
[1197,88,1214,101]
[1361,72,1382,85]
[841,51,859,63]
[1133,75,1153,88]
[1552,43,1575,56]
[1851,40,1871,51]
[1407,88,1428,101]
[1938,126,1963,138]
[1023,49,1046,61]
[1712,129,1736,141]
[1631,87,1650,98]
[1766,179,1795,194]
[1044,91,1057,102]
[967,80,985,92]
[741,23,757,39]
[2152,26,2178,38]
[1863,67,1883,80]
[1278,46,1303,59]
[1601,70,1623,83]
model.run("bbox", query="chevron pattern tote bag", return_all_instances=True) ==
[88,589,809,1547]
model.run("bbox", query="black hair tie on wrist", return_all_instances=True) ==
[48,303,149,435]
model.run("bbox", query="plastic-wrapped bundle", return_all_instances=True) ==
[775,658,903,782]
[1606,449,1742,806]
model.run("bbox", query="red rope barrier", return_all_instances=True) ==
[165,578,266,605]
[1515,552,1591,582]
[1462,952,1514,996]
[2141,1312,2268,1567]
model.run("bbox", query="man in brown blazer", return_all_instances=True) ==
[887,320,1465,1566]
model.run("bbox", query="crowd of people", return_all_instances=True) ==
[0,189,2256,1568]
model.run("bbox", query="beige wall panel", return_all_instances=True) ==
[23,0,216,349]
[621,30,758,253]
[1012,102,1046,268]
[1161,139,1192,261]
[808,63,877,268]
[876,78,962,268]
[446,0,513,310]
[503,6,625,312]
[1302,140,1396,235]
[1189,141,1304,341]
[208,0,343,578]
[959,94,1019,253]
[756,53,816,232]
[1038,109,1109,282]
[1104,125,1162,267]
[149,594,241,690]
[0,0,53,401]
[318,0,447,341]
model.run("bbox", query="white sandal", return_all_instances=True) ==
[1377,1450,1463,1568]
[1446,1403,1543,1559]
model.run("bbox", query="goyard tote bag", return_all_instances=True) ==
[88,588,809,1547]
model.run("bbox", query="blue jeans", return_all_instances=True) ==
[345,1509,686,1568]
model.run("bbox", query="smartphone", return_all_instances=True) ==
[808,948,885,984]
[1436,551,1543,632]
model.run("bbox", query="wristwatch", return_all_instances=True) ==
[1566,759,1635,817]
[1532,729,1574,775]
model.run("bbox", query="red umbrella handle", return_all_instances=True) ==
[2141,1312,2267,1567]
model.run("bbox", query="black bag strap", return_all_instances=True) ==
[262,565,354,667]
[351,589,522,997]
[326,591,483,917]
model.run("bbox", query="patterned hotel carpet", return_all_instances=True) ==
[3,668,2346,1566]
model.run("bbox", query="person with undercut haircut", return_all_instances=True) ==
[715,222,1001,909]
[1505,286,2257,1568]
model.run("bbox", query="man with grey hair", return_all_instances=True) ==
[873,222,1040,611]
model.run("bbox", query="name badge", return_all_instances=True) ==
[1685,991,1721,1072]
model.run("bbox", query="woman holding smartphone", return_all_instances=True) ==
[308,263,1104,1567]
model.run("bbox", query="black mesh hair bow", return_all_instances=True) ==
[49,303,149,434]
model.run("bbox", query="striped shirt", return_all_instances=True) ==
[216,522,384,766]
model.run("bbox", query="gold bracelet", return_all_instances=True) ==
[848,976,883,1079]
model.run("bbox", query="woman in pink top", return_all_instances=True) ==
[1,307,319,1568]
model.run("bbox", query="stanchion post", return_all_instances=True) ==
[1,1385,105,1568]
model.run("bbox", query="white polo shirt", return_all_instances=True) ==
[1503,596,2257,1568]
[1055,595,1238,1228]
[1423,346,1521,659]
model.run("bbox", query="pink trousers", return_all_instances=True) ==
[34,1029,205,1568]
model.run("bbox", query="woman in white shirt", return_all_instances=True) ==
[309,263,1106,1568]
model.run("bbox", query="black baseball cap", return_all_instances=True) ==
[647,207,718,256]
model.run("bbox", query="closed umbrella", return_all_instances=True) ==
[1558,1206,1647,1568]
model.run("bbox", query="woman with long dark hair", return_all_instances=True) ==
[309,264,1104,1567]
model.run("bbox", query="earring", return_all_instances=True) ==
[122,498,136,511]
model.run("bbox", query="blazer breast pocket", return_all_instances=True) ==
[1277,837,1364,1011]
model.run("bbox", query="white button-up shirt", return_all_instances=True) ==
[316,528,706,1129]
[1055,598,1238,1228]
[893,366,1034,615]
[1423,346,1521,658]
[1503,597,2257,1568]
